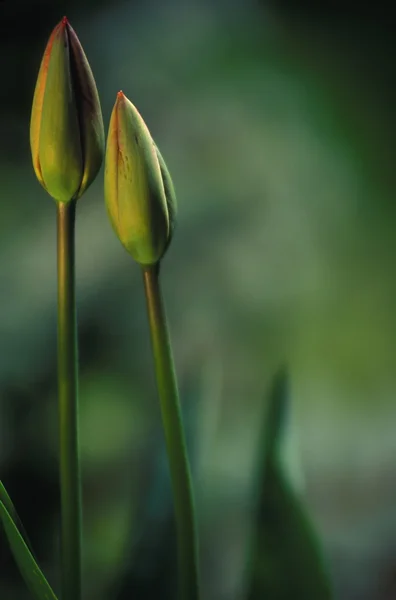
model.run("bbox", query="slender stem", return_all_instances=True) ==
[142,265,200,600]
[57,200,82,600]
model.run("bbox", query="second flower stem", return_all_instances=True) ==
[57,200,82,600]
[142,265,200,600]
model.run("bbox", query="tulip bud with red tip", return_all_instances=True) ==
[30,17,104,204]
[104,91,175,266]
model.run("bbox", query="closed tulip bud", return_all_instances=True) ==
[30,17,104,204]
[105,92,170,266]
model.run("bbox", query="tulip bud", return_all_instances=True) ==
[30,17,104,203]
[104,92,170,266]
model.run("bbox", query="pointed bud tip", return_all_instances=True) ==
[116,91,126,110]
[61,16,69,25]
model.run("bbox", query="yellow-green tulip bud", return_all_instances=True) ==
[30,16,104,204]
[104,92,170,266]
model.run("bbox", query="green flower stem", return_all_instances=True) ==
[142,265,200,600]
[57,200,82,600]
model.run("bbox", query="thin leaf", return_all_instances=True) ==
[246,368,333,600]
[0,480,37,558]
[262,366,289,462]
[0,501,58,600]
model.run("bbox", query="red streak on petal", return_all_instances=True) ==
[42,20,64,70]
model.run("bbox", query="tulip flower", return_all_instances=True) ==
[105,92,199,599]
[29,16,105,600]
[30,16,104,203]
[104,91,171,266]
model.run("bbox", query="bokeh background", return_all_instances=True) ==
[1,0,395,598]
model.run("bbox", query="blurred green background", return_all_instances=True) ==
[1,0,395,598]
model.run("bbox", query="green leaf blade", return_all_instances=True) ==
[0,480,37,558]
[247,369,333,600]
[0,500,58,600]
